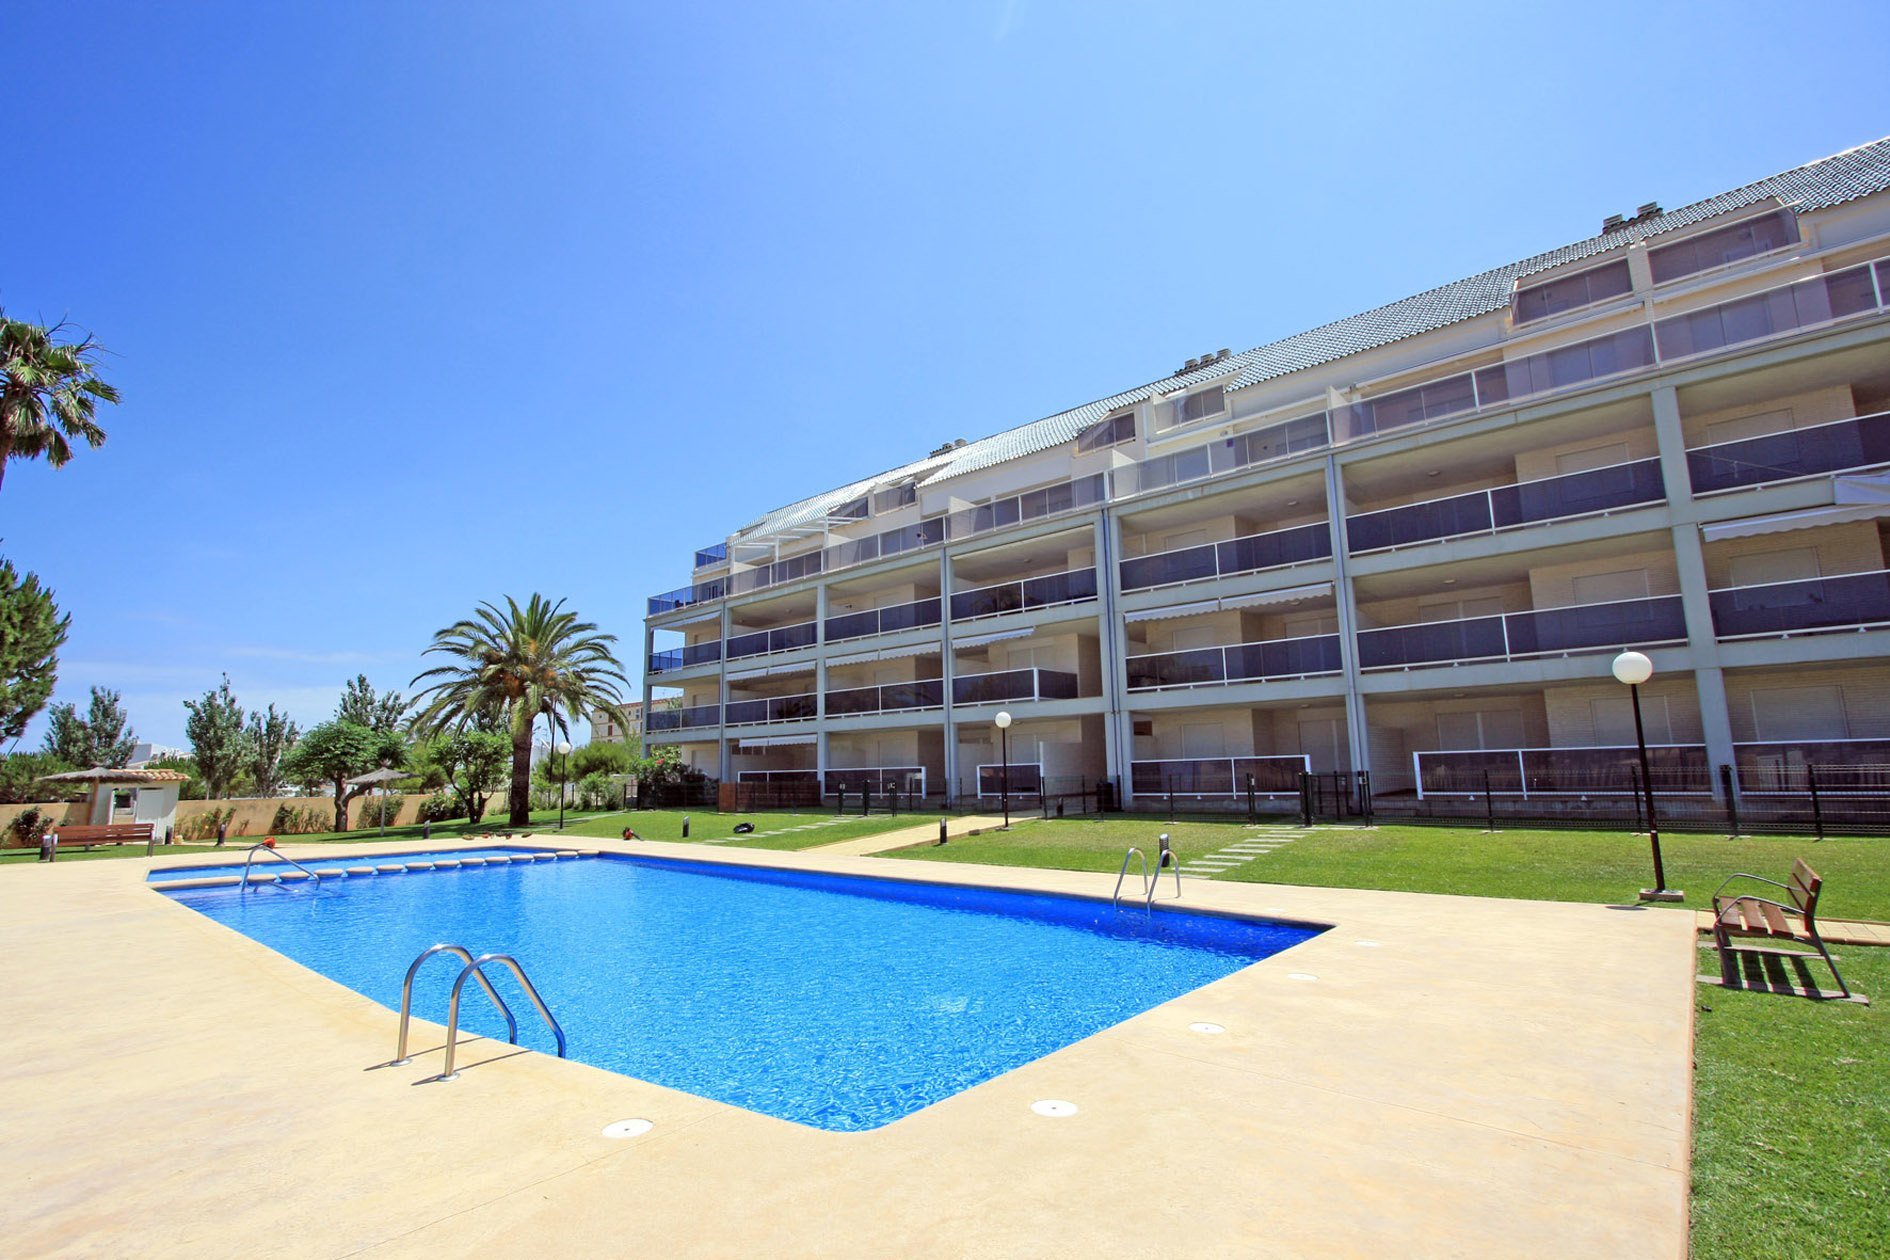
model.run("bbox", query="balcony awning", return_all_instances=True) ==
[827,641,939,668]
[664,606,722,627]
[1124,599,1219,624]
[737,734,818,749]
[1702,503,1890,542]
[1219,581,1333,611]
[726,660,817,682]
[953,627,1034,649]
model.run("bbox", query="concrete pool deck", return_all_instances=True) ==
[0,836,1694,1258]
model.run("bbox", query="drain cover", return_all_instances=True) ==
[1188,1022,1226,1035]
[601,1119,654,1139]
[1030,1099,1078,1118]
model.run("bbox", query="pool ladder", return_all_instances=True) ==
[1113,833,1182,909]
[393,943,567,1081]
[239,842,325,886]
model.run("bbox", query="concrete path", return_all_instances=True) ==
[807,813,1011,857]
[0,835,1696,1258]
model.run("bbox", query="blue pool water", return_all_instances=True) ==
[161,855,1322,1130]
[145,847,543,882]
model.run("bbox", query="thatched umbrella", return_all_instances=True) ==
[345,766,411,838]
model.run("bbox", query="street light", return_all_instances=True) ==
[995,710,1013,830]
[1612,650,1682,902]
[556,739,573,831]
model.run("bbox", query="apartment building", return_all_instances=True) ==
[641,137,1890,811]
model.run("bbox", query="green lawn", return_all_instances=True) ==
[887,815,1888,1257]
[557,808,930,851]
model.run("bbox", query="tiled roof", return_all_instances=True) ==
[733,136,1890,543]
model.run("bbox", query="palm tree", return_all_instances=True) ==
[0,313,121,494]
[410,594,632,827]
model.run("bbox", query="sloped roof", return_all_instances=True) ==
[733,135,1890,543]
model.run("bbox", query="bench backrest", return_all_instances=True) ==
[1789,858,1823,925]
[57,823,155,842]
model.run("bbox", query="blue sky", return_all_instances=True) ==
[6,1,1888,750]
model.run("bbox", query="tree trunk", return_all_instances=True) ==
[508,727,532,827]
[332,778,350,832]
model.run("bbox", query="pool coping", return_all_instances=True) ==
[4,832,1695,1257]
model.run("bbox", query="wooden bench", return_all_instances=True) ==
[1712,858,1858,1001]
[51,823,155,852]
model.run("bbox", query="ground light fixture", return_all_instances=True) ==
[556,739,572,831]
[995,710,1013,830]
[1611,650,1682,902]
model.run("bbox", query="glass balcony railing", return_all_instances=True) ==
[950,667,1080,706]
[949,567,1097,621]
[975,762,1044,796]
[824,678,945,717]
[1125,633,1342,691]
[824,596,943,644]
[694,542,729,570]
[1356,594,1687,670]
[823,766,927,797]
[1413,744,1712,798]
[946,473,1106,542]
[736,769,819,785]
[1119,521,1331,592]
[1345,458,1664,553]
[644,703,720,733]
[724,619,819,661]
[1129,754,1311,796]
[723,693,818,726]
[1733,739,1890,793]
[1114,413,1330,498]
[1686,409,1890,494]
[648,578,726,616]
[1709,568,1890,638]
[647,640,723,675]
[1654,263,1879,362]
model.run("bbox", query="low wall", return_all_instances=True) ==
[1,793,444,846]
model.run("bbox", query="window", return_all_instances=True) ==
[1704,409,1793,446]
[871,482,917,514]
[829,496,869,521]
[1181,723,1225,758]
[1570,569,1651,605]
[1555,443,1631,475]
[1077,410,1136,453]
[1435,709,1525,750]
[1180,386,1226,425]
[1590,695,1673,744]
[1751,686,1847,742]
[1512,258,1634,324]
[1648,209,1799,284]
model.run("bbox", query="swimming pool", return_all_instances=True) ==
[160,854,1322,1130]
[145,846,552,882]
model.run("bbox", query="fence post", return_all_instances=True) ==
[1298,772,1313,827]
[1359,771,1374,826]
[863,784,873,817]
[1720,764,1739,838]
[1483,770,1496,833]
[682,815,690,839]
[836,789,846,817]
[1245,773,1257,824]
[1807,764,1825,842]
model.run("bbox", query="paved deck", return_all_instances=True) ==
[0,837,1696,1258]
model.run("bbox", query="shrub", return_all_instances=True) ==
[178,806,236,842]
[575,772,617,811]
[268,803,328,835]
[417,794,464,824]
[356,793,406,829]
[8,807,51,848]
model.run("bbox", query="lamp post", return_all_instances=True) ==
[556,739,572,830]
[1612,650,1682,902]
[995,710,1013,830]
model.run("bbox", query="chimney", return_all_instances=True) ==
[1602,213,1627,233]
[1636,201,1663,220]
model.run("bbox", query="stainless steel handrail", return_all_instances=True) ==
[1148,836,1183,909]
[1112,847,1148,907]
[240,842,324,887]
[438,954,567,1081]
[392,944,520,1066]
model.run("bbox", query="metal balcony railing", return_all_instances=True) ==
[1119,521,1330,592]
[1356,594,1687,670]
[824,678,945,717]
[824,596,943,644]
[949,567,1097,621]
[1412,744,1712,798]
[644,703,721,733]
[694,542,729,569]
[723,694,818,726]
[1686,409,1890,494]
[1125,633,1342,691]
[725,619,819,661]
[1345,457,1665,553]
[1709,568,1890,638]
[823,766,927,797]
[950,667,1079,706]
[1129,754,1311,796]
[647,640,723,675]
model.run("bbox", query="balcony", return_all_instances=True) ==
[1345,458,1664,553]
[823,766,927,797]
[1130,754,1310,796]
[647,641,723,675]
[1356,594,1687,670]
[645,703,721,733]
[1687,410,1890,494]
[951,667,1079,706]
[649,578,726,616]
[1709,568,1890,638]
[825,678,945,717]
[694,542,729,570]
[723,694,818,726]
[975,762,1044,796]
[824,596,943,644]
[1126,633,1342,691]
[1654,262,1882,363]
[1119,522,1331,592]
[1413,745,1712,798]
[946,473,1106,542]
[725,619,819,661]
[736,769,819,785]
[1733,739,1890,792]
[1115,413,1329,497]
[949,566,1097,621]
